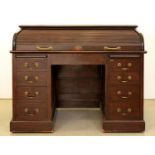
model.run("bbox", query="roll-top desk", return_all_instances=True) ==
[10,25,146,133]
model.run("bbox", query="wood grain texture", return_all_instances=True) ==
[10,26,146,133]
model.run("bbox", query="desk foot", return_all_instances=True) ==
[10,120,53,133]
[103,120,145,133]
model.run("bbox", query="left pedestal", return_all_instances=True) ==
[10,54,53,133]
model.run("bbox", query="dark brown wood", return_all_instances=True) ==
[10,25,146,133]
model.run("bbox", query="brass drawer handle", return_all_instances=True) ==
[121,67,128,71]
[104,46,121,51]
[24,91,39,98]
[24,75,39,83]
[36,46,53,51]
[24,108,39,116]
[121,96,128,99]
[121,80,128,83]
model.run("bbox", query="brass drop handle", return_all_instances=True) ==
[121,80,128,83]
[121,67,128,71]
[24,91,39,98]
[121,96,129,99]
[118,91,132,98]
[24,75,39,83]
[117,75,132,82]
[24,108,39,116]
[104,46,121,51]
[36,46,53,51]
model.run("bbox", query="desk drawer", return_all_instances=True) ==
[14,104,48,121]
[109,58,141,72]
[16,71,48,86]
[16,87,48,100]
[15,57,47,71]
[106,104,142,120]
[108,86,140,102]
[109,72,140,84]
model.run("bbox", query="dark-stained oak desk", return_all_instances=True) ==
[10,25,146,133]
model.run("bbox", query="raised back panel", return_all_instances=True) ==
[53,65,104,108]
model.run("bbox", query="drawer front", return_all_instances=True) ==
[109,58,141,72]
[109,72,140,85]
[106,104,142,120]
[16,87,48,100]
[108,86,140,102]
[16,71,48,86]
[14,104,48,121]
[16,58,47,71]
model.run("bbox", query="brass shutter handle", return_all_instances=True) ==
[104,46,121,51]
[36,46,53,51]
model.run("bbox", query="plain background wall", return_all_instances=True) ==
[0,0,155,99]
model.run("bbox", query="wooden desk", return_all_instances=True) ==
[10,26,146,133]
